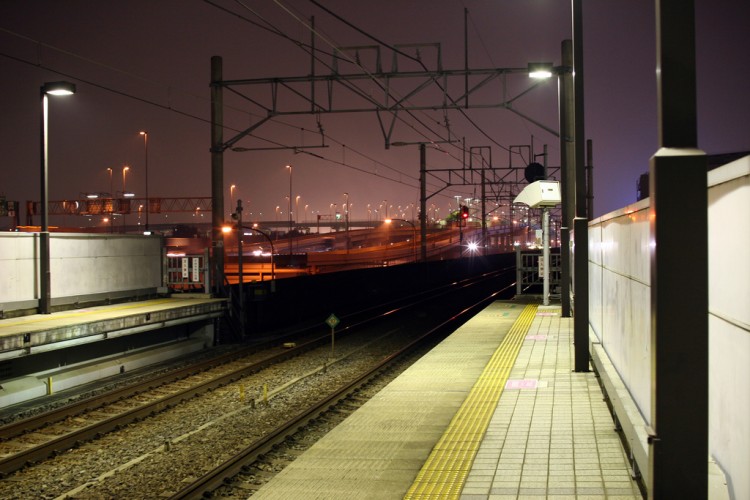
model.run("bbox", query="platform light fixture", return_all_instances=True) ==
[528,62,554,79]
[40,81,76,314]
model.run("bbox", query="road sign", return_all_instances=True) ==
[325,313,340,329]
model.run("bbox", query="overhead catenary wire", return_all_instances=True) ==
[202,0,466,173]
[2,8,479,205]
[303,0,520,157]
[0,24,438,194]
[203,0,502,190]
[250,0,459,151]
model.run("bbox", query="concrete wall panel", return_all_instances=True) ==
[0,233,37,305]
[707,156,750,500]
[589,155,750,500]
[0,233,162,311]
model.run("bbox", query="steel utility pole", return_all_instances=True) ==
[572,0,590,373]
[210,56,225,294]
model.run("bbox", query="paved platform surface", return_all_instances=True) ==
[0,296,225,360]
[251,300,642,499]
[0,296,224,338]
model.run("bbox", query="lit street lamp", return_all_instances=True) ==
[296,195,301,221]
[106,167,114,233]
[385,218,417,263]
[528,50,574,316]
[106,167,113,196]
[344,192,350,253]
[39,80,76,314]
[122,165,130,193]
[286,165,293,256]
[139,131,149,231]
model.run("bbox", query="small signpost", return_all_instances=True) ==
[325,313,340,357]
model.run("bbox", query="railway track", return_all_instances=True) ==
[0,268,514,497]
[172,284,510,499]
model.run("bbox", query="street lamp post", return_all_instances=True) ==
[344,192,350,253]
[234,199,245,334]
[528,40,589,372]
[286,165,293,256]
[296,194,301,229]
[122,165,131,230]
[106,167,113,233]
[39,81,76,314]
[244,225,276,281]
[122,165,130,193]
[385,218,417,263]
[139,131,149,231]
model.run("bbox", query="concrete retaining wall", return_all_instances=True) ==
[0,233,163,313]
[588,155,750,499]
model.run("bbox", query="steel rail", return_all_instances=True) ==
[169,279,516,498]
[0,268,513,478]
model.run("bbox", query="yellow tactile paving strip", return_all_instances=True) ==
[404,304,538,499]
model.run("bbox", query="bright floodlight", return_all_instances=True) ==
[528,62,553,79]
[42,81,76,95]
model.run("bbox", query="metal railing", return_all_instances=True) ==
[515,248,561,296]
[164,249,210,292]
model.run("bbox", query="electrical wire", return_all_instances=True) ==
[2,12,477,204]
[203,0,459,166]
[303,0,518,156]
[265,0,458,150]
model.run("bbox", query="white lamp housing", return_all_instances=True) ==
[513,180,561,208]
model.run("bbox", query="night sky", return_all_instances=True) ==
[1,0,748,228]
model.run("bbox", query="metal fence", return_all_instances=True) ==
[164,249,210,292]
[515,248,561,296]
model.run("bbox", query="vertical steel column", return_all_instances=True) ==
[586,139,594,221]
[542,208,550,306]
[515,246,522,296]
[572,216,589,370]
[559,39,574,318]
[572,0,590,372]
[419,143,427,262]
[648,1,708,497]
[481,164,487,255]
[236,199,245,335]
[210,56,225,295]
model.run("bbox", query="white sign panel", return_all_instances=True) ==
[192,257,200,282]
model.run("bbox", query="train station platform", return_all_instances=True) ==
[0,296,225,359]
[252,300,644,499]
[0,296,225,408]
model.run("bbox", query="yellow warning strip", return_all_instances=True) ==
[404,303,538,499]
